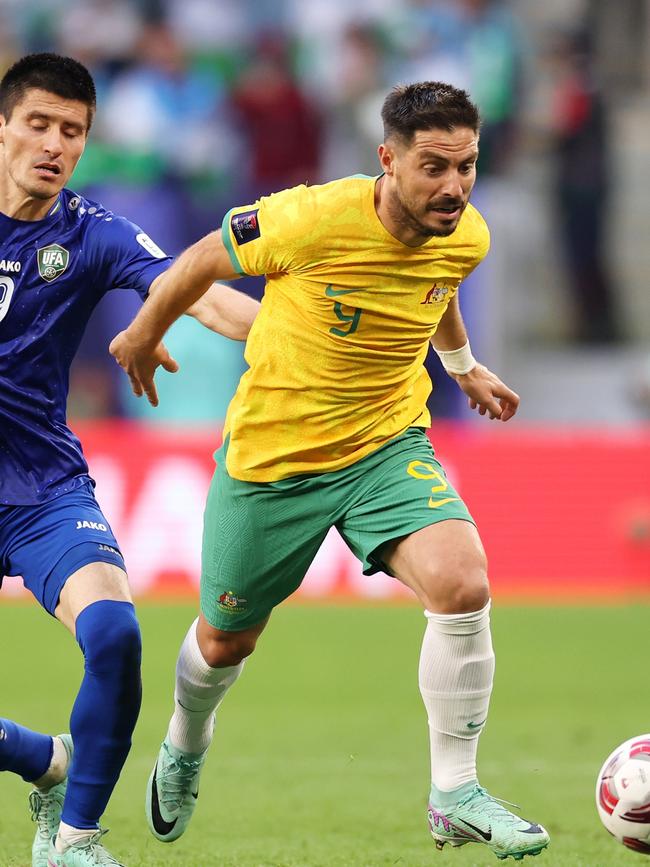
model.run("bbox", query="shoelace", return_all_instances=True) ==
[458,786,524,826]
[66,828,124,866]
[159,754,203,811]
[29,789,61,835]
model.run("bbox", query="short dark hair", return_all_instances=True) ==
[0,53,96,129]
[381,81,480,144]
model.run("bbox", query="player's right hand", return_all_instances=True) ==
[109,330,179,407]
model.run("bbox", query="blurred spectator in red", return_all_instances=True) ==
[230,32,322,197]
[550,30,620,343]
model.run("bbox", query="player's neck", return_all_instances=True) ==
[0,191,58,221]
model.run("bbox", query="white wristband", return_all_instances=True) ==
[434,341,477,376]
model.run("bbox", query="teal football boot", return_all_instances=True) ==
[30,734,73,867]
[145,738,208,842]
[428,782,550,861]
[46,830,124,866]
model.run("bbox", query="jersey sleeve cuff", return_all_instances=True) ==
[221,209,248,276]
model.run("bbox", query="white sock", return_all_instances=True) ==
[167,618,244,755]
[34,735,69,791]
[56,822,97,852]
[419,600,495,793]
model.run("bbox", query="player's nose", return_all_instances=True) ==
[42,131,64,157]
[438,171,464,199]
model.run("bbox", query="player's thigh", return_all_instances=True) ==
[382,519,489,613]
[0,480,128,624]
[200,461,331,631]
[55,561,131,634]
[337,427,486,609]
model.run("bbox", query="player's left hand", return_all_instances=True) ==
[453,364,520,421]
[109,330,179,407]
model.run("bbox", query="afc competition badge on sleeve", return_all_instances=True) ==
[231,209,261,245]
[37,243,70,282]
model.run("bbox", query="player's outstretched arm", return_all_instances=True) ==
[431,293,520,422]
[110,229,238,406]
[183,283,260,341]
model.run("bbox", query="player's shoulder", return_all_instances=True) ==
[458,202,490,257]
[58,188,125,247]
[59,188,111,226]
[260,174,375,214]
[60,188,165,255]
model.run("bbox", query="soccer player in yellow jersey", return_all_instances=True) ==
[110,82,550,861]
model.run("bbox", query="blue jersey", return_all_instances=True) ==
[0,188,171,506]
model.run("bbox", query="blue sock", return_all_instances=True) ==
[0,719,53,782]
[62,600,142,829]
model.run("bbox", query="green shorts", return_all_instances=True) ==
[201,427,473,630]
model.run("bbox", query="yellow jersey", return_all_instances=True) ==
[221,174,489,481]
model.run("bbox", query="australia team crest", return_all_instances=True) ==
[37,243,70,282]
[218,590,248,613]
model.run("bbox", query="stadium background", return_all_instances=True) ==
[1,3,650,866]
[1,0,648,603]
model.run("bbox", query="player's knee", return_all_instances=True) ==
[199,629,259,668]
[76,600,142,676]
[420,550,489,614]
[444,571,490,614]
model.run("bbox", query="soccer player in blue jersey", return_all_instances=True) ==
[0,53,258,867]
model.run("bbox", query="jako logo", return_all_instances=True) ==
[76,520,107,531]
[0,259,21,273]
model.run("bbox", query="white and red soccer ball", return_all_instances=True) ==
[597,735,650,855]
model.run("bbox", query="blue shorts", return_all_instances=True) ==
[0,480,125,615]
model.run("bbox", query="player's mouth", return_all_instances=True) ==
[33,162,62,179]
[428,201,463,220]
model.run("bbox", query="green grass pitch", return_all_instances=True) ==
[1,601,648,866]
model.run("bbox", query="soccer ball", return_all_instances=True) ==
[596,734,650,855]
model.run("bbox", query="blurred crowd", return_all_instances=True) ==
[0,0,629,421]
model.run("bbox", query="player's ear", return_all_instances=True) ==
[377,143,396,177]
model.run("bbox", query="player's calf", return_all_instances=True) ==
[145,618,245,842]
[63,600,142,830]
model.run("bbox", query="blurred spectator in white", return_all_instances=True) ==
[163,0,249,54]
[55,0,143,74]
[100,21,237,180]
